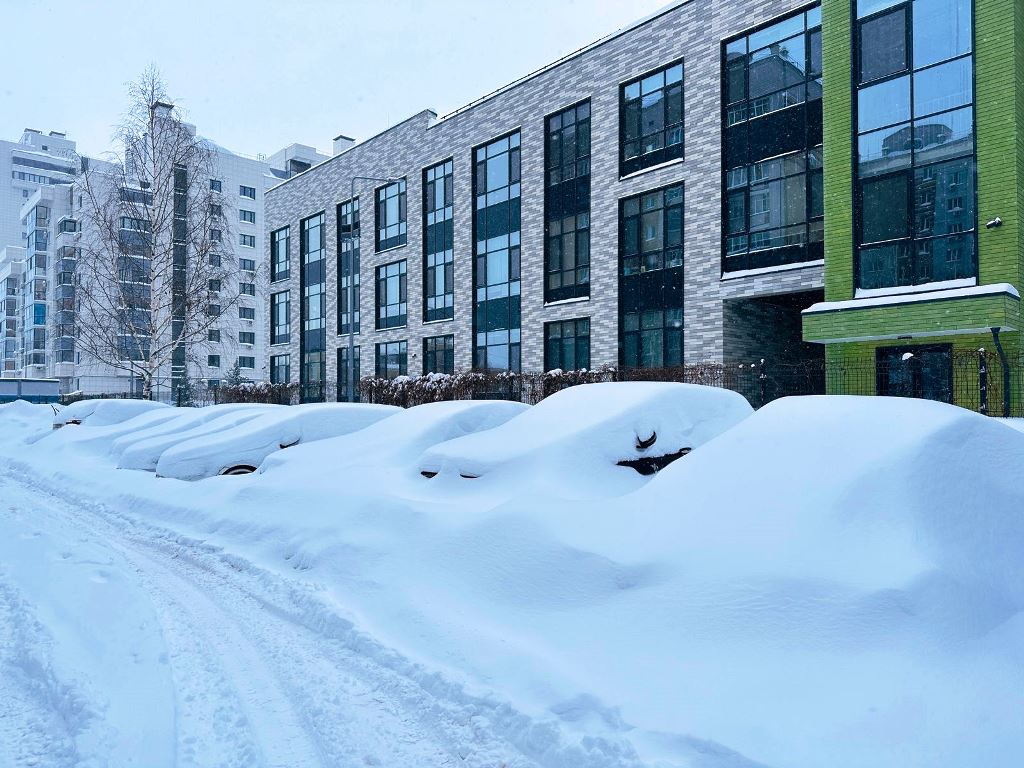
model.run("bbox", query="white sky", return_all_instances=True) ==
[0,0,669,159]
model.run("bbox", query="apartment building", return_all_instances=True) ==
[271,0,1017,409]
[0,126,327,395]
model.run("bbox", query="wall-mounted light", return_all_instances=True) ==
[986,217,1003,229]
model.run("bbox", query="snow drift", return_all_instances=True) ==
[418,381,753,499]
[155,402,400,479]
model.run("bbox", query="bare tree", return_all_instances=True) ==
[74,67,238,399]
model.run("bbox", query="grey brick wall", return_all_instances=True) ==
[264,0,822,385]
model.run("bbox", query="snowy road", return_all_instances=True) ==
[0,460,584,768]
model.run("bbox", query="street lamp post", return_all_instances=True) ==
[343,175,397,403]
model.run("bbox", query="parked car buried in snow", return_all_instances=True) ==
[154,402,400,480]
[417,382,753,499]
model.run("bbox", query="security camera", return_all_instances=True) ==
[986,217,1003,229]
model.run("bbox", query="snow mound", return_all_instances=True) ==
[53,399,169,428]
[156,402,400,480]
[118,405,285,471]
[258,399,530,479]
[418,382,752,499]
[28,407,188,450]
[0,400,56,440]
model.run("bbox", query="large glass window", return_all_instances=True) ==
[545,100,591,302]
[271,290,290,345]
[375,260,407,329]
[544,318,590,372]
[271,226,290,282]
[270,354,290,384]
[723,6,823,273]
[337,345,360,402]
[375,340,407,380]
[619,183,684,369]
[337,198,360,335]
[620,62,684,176]
[423,334,454,375]
[876,344,952,402]
[423,159,454,322]
[300,212,326,401]
[473,132,521,371]
[854,0,976,290]
[375,179,407,251]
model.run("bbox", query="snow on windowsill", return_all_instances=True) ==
[804,282,1020,314]
[721,260,823,281]
[854,277,977,299]
[544,296,590,308]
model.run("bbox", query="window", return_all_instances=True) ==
[208,329,220,342]
[240,282,256,296]
[238,356,255,369]
[210,228,222,242]
[723,6,823,272]
[239,185,256,199]
[240,209,256,224]
[300,212,326,401]
[240,258,256,272]
[337,346,360,402]
[239,306,255,320]
[210,179,222,192]
[545,101,591,302]
[876,344,952,402]
[270,354,290,384]
[619,183,685,368]
[120,217,151,232]
[423,334,454,374]
[207,304,221,316]
[620,61,684,176]
[375,260,407,329]
[271,226,290,282]
[473,131,521,371]
[375,179,407,251]
[337,198,360,334]
[208,279,221,292]
[620,183,684,275]
[271,290,290,345]
[423,160,454,321]
[240,234,255,248]
[207,379,221,388]
[209,253,221,267]
[854,0,976,290]
[239,331,255,345]
[375,340,407,380]
[544,318,590,371]
[209,203,222,217]
[207,354,220,367]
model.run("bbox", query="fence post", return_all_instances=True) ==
[758,358,767,407]
[991,327,1011,418]
[978,348,988,416]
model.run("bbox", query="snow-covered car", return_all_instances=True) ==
[52,398,170,429]
[155,402,400,480]
[257,399,530,478]
[417,382,753,498]
[117,404,283,470]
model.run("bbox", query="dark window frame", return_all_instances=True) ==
[271,226,290,282]
[375,259,407,330]
[545,99,591,303]
[544,318,591,372]
[619,59,685,177]
[375,340,408,380]
[374,178,407,252]
[423,159,455,322]
[337,197,361,335]
[851,0,978,291]
[423,334,455,375]
[271,290,290,345]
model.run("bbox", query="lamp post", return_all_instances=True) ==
[342,175,397,403]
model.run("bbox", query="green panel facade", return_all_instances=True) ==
[809,0,1024,402]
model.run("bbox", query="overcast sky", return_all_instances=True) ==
[1,0,669,160]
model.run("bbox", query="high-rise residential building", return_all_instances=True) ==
[0,124,327,395]
[264,0,1022,412]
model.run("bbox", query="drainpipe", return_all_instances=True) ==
[991,327,1011,418]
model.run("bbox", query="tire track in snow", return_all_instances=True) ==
[0,458,649,768]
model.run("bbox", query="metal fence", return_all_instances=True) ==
[57,353,1023,417]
